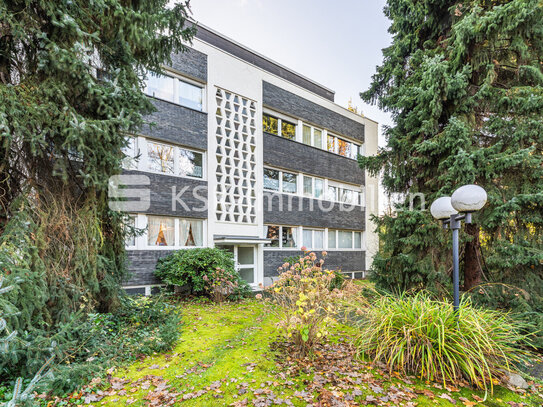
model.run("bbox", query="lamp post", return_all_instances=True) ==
[430,185,487,313]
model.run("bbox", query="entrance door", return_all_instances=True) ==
[217,245,256,285]
[236,245,256,285]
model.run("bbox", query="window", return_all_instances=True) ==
[326,183,363,206]
[327,133,361,160]
[147,141,174,174]
[303,125,312,145]
[178,80,203,111]
[264,225,297,248]
[139,138,203,179]
[122,136,138,170]
[178,148,203,178]
[302,176,325,199]
[315,179,324,199]
[128,215,204,249]
[314,129,323,148]
[338,231,353,249]
[125,215,136,247]
[144,72,204,111]
[282,226,296,247]
[179,219,204,246]
[263,114,279,135]
[263,113,296,140]
[328,230,364,250]
[327,186,337,201]
[264,168,298,194]
[148,216,175,246]
[281,120,296,140]
[264,168,280,191]
[264,225,280,247]
[282,172,297,193]
[303,176,312,197]
[302,124,324,148]
[303,228,324,249]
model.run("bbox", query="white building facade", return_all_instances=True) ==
[122,23,379,295]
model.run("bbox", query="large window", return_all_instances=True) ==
[263,168,280,191]
[302,124,323,148]
[328,230,364,250]
[303,228,324,249]
[303,175,324,199]
[145,215,204,248]
[123,136,204,179]
[144,72,204,111]
[148,216,175,246]
[263,113,296,140]
[263,168,298,194]
[264,225,297,248]
[327,133,360,159]
[327,184,363,206]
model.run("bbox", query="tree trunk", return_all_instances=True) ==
[464,223,482,291]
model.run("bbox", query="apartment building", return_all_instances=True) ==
[122,23,379,295]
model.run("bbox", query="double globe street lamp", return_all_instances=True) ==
[430,185,488,313]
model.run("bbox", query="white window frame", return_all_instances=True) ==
[301,227,325,250]
[263,166,299,195]
[126,214,207,250]
[262,109,297,140]
[125,214,138,249]
[326,230,366,251]
[263,225,298,250]
[123,135,206,181]
[144,69,207,112]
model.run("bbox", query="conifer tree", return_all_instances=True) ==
[0,0,195,377]
[361,0,543,329]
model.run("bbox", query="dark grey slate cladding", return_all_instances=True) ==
[125,250,170,286]
[169,47,207,82]
[263,82,364,142]
[264,250,366,277]
[263,192,365,230]
[141,99,207,150]
[193,24,334,101]
[123,170,208,218]
[263,133,364,185]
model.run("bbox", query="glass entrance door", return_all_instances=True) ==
[236,245,255,284]
[216,244,256,285]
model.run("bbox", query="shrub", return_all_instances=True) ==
[283,252,345,291]
[43,294,182,395]
[352,292,532,391]
[154,248,251,300]
[203,268,245,303]
[263,251,342,356]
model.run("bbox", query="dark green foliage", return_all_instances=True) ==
[1,294,182,399]
[361,0,543,340]
[155,248,252,299]
[0,0,194,390]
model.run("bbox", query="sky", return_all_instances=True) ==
[187,0,393,146]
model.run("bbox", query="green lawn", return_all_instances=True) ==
[83,299,543,406]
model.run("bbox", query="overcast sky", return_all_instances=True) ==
[188,0,393,145]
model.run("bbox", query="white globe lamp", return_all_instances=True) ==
[451,184,487,213]
[430,196,458,220]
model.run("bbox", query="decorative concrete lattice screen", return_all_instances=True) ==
[214,88,257,224]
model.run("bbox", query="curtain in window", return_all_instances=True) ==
[148,217,174,246]
[190,220,203,246]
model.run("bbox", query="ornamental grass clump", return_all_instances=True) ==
[263,250,343,356]
[355,293,532,392]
